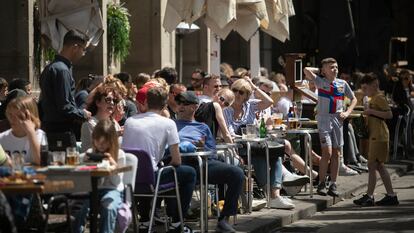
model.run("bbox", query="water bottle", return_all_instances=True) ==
[40,134,50,166]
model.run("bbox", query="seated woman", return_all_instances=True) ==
[81,84,123,152]
[75,119,126,233]
[195,88,235,143]
[223,78,295,209]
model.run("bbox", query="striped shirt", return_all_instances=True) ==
[223,99,259,135]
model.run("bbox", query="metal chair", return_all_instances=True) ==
[122,152,139,233]
[124,149,184,233]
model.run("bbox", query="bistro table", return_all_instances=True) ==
[286,128,319,197]
[181,151,214,233]
[38,165,132,233]
[234,137,270,212]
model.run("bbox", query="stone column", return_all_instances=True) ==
[0,0,34,87]
[249,31,260,77]
[121,0,175,76]
[210,31,221,75]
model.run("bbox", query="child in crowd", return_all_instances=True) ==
[304,58,357,196]
[353,73,399,206]
[75,119,126,233]
[0,96,44,165]
[0,96,44,226]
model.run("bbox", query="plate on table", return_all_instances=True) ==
[47,165,76,171]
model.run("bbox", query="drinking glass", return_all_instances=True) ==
[11,152,24,175]
[52,151,66,166]
[246,124,257,138]
[66,147,80,165]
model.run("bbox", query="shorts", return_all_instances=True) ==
[317,114,343,148]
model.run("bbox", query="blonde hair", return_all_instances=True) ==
[231,79,252,101]
[6,96,41,129]
[217,88,235,106]
[103,75,127,97]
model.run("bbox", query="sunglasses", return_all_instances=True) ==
[219,96,230,107]
[104,96,120,104]
[232,88,245,96]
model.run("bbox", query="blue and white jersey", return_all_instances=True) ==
[314,76,354,115]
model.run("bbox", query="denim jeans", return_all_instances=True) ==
[138,164,196,222]
[74,189,122,233]
[252,156,283,189]
[207,159,244,217]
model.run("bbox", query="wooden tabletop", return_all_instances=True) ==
[0,180,74,195]
[89,165,132,177]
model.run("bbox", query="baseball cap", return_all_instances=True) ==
[136,82,159,105]
[175,91,199,105]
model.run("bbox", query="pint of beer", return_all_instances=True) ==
[288,118,299,129]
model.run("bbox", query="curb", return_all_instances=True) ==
[233,159,414,233]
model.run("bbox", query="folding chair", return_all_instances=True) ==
[124,149,184,233]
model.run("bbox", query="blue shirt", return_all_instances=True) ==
[223,99,259,135]
[175,119,217,159]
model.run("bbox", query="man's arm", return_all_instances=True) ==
[169,143,181,166]
[54,70,90,120]
[303,67,319,81]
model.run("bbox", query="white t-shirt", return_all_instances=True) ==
[84,148,126,191]
[122,112,180,171]
[0,129,45,164]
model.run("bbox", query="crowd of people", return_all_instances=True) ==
[0,30,411,233]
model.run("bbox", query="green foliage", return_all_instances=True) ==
[107,3,131,63]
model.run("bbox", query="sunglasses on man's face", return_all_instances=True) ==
[104,96,120,104]
[219,96,230,107]
[232,88,245,96]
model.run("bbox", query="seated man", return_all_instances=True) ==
[122,86,196,231]
[174,91,244,233]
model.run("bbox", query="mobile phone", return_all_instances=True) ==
[86,152,106,162]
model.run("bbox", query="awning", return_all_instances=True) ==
[39,0,104,52]
[163,0,295,42]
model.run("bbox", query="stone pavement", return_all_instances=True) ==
[273,170,414,233]
[209,159,414,233]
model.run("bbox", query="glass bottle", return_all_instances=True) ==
[40,133,49,166]
[259,117,267,138]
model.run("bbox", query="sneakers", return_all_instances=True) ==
[269,196,295,209]
[168,222,193,233]
[252,199,267,211]
[283,173,310,186]
[317,182,327,196]
[353,194,375,206]
[375,194,399,206]
[327,183,340,197]
[339,165,359,176]
[216,219,236,233]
